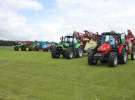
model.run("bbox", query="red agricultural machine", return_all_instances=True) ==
[73,30,98,52]
[88,30,135,67]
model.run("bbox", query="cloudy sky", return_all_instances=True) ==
[0,0,135,41]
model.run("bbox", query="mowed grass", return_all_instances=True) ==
[0,47,135,100]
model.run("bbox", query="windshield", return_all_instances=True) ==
[63,37,73,43]
[101,35,115,45]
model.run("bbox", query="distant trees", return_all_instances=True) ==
[0,40,15,46]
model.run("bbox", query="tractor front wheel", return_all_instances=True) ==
[51,48,60,58]
[108,52,118,67]
[119,49,127,64]
[76,48,83,58]
[65,50,73,59]
[88,49,97,65]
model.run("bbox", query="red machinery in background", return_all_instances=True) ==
[126,30,135,59]
[73,30,98,51]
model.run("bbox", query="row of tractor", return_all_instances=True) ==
[51,30,98,59]
[14,41,56,51]
[51,30,135,67]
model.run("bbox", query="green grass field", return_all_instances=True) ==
[0,47,135,100]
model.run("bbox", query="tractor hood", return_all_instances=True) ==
[63,43,70,47]
[15,45,22,47]
[58,42,69,48]
[97,42,112,54]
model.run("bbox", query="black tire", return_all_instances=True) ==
[119,49,128,64]
[108,52,118,67]
[65,49,73,59]
[88,49,97,65]
[131,46,135,60]
[76,48,83,58]
[51,48,60,58]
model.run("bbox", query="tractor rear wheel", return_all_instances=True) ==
[51,48,60,58]
[119,49,127,64]
[108,52,118,67]
[131,46,135,60]
[88,49,97,65]
[76,48,83,58]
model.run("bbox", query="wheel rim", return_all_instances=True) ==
[114,56,118,66]
[133,51,135,59]
[69,52,73,58]
[57,54,60,57]
[26,48,29,51]
[93,59,97,64]
[79,50,83,57]
[19,48,21,51]
[124,53,127,63]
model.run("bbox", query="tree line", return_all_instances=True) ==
[0,40,57,46]
[0,40,15,46]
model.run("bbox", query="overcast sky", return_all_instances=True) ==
[0,0,135,41]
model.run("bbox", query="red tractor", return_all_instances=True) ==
[88,31,128,67]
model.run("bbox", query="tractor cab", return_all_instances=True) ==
[61,36,79,47]
[100,34,116,48]
[98,32,125,52]
[63,36,78,43]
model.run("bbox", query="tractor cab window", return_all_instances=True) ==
[18,42,22,45]
[101,35,115,46]
[64,37,73,43]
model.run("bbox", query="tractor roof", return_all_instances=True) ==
[102,31,122,36]
[65,36,74,38]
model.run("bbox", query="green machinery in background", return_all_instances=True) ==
[51,35,83,59]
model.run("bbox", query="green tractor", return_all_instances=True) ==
[14,42,24,51]
[14,41,35,51]
[51,35,83,59]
